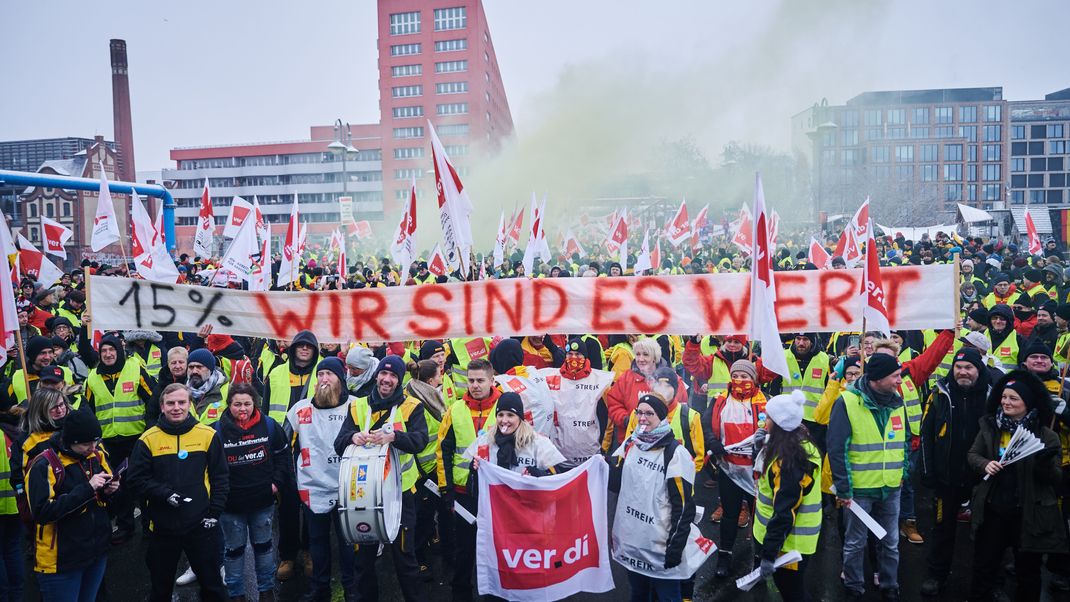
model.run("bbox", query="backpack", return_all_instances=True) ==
[22,448,66,524]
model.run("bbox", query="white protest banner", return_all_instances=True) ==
[735,550,803,591]
[88,264,956,344]
[338,196,354,225]
[476,456,613,601]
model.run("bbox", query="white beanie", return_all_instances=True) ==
[765,390,805,431]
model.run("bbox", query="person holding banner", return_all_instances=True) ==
[611,393,706,602]
[966,370,1063,602]
[466,392,567,476]
[752,390,822,602]
[333,355,429,602]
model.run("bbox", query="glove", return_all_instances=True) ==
[201,517,218,530]
[910,435,921,452]
[167,493,182,508]
[690,335,703,345]
[759,558,776,578]
[707,438,726,457]
[664,554,681,570]
[752,428,767,448]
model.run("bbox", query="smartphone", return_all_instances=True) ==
[848,335,860,349]
[115,458,129,479]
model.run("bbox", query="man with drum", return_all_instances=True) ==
[283,357,354,602]
[334,355,428,602]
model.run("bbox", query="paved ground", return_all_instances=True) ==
[24,471,1070,601]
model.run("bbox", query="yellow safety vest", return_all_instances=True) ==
[449,338,491,392]
[11,367,74,405]
[706,358,732,401]
[446,400,497,490]
[265,364,318,424]
[350,396,422,491]
[841,390,906,490]
[85,361,146,439]
[753,440,822,555]
[993,333,1020,371]
[133,345,163,378]
[900,374,922,435]
[417,409,441,477]
[782,351,829,422]
[0,434,17,515]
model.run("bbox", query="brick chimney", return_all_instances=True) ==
[110,39,136,183]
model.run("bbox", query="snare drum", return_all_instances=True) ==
[338,443,402,544]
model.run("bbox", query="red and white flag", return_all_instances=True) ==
[390,177,418,275]
[493,211,507,268]
[252,195,270,244]
[428,244,448,277]
[1025,208,1042,255]
[650,239,662,274]
[194,180,215,258]
[476,456,613,601]
[350,220,372,240]
[224,196,254,239]
[90,162,121,252]
[336,235,348,280]
[16,234,63,288]
[507,207,524,246]
[130,192,180,283]
[153,198,165,250]
[749,174,789,378]
[429,121,474,277]
[277,199,301,287]
[840,198,870,266]
[563,228,586,259]
[690,204,709,251]
[768,209,780,255]
[40,216,72,259]
[860,220,891,336]
[731,203,753,254]
[0,215,19,365]
[664,200,691,247]
[250,224,271,292]
[633,229,653,274]
[521,196,544,276]
[609,209,629,272]
[808,237,831,269]
[219,208,260,283]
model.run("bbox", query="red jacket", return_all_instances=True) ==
[605,369,687,434]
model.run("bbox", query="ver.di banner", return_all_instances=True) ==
[87,265,956,343]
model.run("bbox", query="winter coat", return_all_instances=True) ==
[920,375,992,489]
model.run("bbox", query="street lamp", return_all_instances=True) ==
[330,119,360,195]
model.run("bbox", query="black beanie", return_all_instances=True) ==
[952,348,985,373]
[496,392,524,418]
[26,336,51,364]
[1057,304,1070,322]
[419,340,445,361]
[638,393,669,420]
[967,307,989,325]
[653,366,679,395]
[564,337,587,356]
[1021,339,1052,361]
[865,353,901,381]
[1024,268,1043,283]
[62,409,102,447]
[316,357,347,385]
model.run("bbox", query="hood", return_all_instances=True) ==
[988,303,1014,324]
[289,330,320,371]
[97,333,127,375]
[490,338,524,375]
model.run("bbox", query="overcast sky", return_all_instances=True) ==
[3,0,1068,176]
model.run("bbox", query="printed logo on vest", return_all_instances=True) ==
[465,338,488,359]
[811,367,823,379]
[890,415,903,431]
[297,407,312,424]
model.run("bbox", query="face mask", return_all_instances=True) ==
[564,357,586,372]
[730,378,756,399]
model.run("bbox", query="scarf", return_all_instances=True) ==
[560,357,592,380]
[996,408,1036,433]
[406,379,446,421]
[629,419,673,452]
[237,407,262,431]
[494,429,518,469]
[632,360,657,386]
[521,337,553,364]
[345,347,377,391]
[189,369,225,402]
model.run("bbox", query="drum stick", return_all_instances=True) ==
[454,501,476,524]
[424,480,440,497]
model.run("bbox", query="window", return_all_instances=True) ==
[1011,190,1025,204]
[391,64,422,77]
[394,147,424,159]
[1012,174,1027,188]
[866,128,883,141]
[968,164,977,182]
[935,107,953,124]
[920,164,938,181]
[1012,125,1026,140]
[983,125,1001,142]
[1029,141,1045,155]
[896,165,914,179]
[436,123,469,136]
[945,184,962,201]
[958,126,977,142]
[935,126,954,138]
[389,11,420,35]
[959,106,977,123]
[436,81,468,94]
[1049,157,1064,171]
[437,102,468,115]
[1048,190,1064,204]
[912,107,929,124]
[967,185,977,201]
[391,85,422,98]
[980,144,1000,162]
[887,127,906,139]
[842,129,858,145]
[29,204,37,218]
[392,105,424,119]
[1051,173,1066,187]
[840,110,859,127]
[944,144,962,161]
[842,149,861,166]
[434,7,466,31]
[390,43,421,56]
[982,164,1001,181]
[983,105,1002,122]
[1011,158,1025,172]
[895,145,914,162]
[62,202,71,217]
[444,144,468,156]
[1030,157,1046,171]
[45,204,54,218]
[910,127,929,139]
[1030,190,1045,203]
[1050,140,1066,154]
[435,38,467,52]
[983,185,1001,201]
[864,110,882,126]
[1032,125,1047,139]
[394,168,423,180]
[943,164,962,181]
[887,109,905,125]
[919,144,938,162]
[435,60,468,73]
[1029,174,1044,187]
[393,126,424,139]
[1047,124,1064,138]
[871,146,889,163]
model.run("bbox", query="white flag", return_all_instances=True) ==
[749,173,790,378]
[90,162,121,252]
[492,211,506,269]
[537,195,552,262]
[194,180,215,258]
[429,120,474,276]
[521,196,541,276]
[16,234,64,288]
[608,209,628,273]
[219,211,260,282]
[40,216,73,259]
[633,229,652,274]
[130,192,179,283]
[249,224,271,292]
[390,177,418,276]
[224,196,254,238]
[0,214,17,366]
[252,195,270,244]
[277,199,301,287]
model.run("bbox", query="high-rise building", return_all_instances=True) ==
[376,0,513,210]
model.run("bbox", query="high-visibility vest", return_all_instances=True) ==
[257,346,279,380]
[580,335,604,365]
[753,440,822,555]
[12,366,74,405]
[417,409,441,477]
[85,361,146,439]
[447,400,497,490]
[982,291,1019,309]
[350,396,422,491]
[449,338,490,391]
[197,383,230,426]
[900,374,922,435]
[133,345,163,377]
[992,333,1020,371]
[265,364,317,424]
[1056,332,1070,368]
[841,390,906,490]
[706,358,732,401]
[0,434,17,515]
[699,337,717,358]
[54,306,82,329]
[782,350,829,422]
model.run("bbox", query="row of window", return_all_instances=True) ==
[1011,157,1066,172]
[391,81,469,98]
[24,202,73,219]
[389,7,467,35]
[838,125,1002,145]
[175,150,382,170]
[1010,189,1066,204]
[392,143,468,160]
[1010,140,1070,156]
[844,105,1002,128]
[389,37,470,57]
[1011,173,1070,188]
[392,122,470,139]
[1011,124,1066,140]
[868,143,1001,163]
[175,191,382,210]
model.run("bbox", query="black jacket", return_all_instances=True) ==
[215,408,292,513]
[921,374,992,489]
[333,387,429,460]
[127,414,229,535]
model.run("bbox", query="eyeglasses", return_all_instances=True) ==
[635,410,658,418]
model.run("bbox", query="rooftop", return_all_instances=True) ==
[846,87,1003,106]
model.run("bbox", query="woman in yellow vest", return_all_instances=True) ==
[753,390,822,601]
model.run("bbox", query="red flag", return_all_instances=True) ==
[507,208,524,246]
[0,216,19,366]
[428,244,448,277]
[277,199,300,286]
[609,212,628,247]
[40,216,72,259]
[664,200,691,247]
[750,174,789,378]
[563,229,586,258]
[861,221,891,336]
[731,203,753,253]
[651,239,662,273]
[351,220,372,240]
[842,199,870,266]
[194,181,215,258]
[691,204,709,251]
[16,234,63,288]
[808,237,831,269]
[1025,208,1042,255]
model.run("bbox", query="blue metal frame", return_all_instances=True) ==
[0,168,176,253]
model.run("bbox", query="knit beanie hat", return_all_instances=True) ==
[637,393,669,421]
[1021,340,1052,360]
[765,390,805,431]
[865,353,901,381]
[62,409,102,447]
[419,340,445,361]
[564,337,587,356]
[187,348,217,371]
[1024,268,1044,283]
[496,392,524,418]
[729,359,757,381]
[375,355,406,382]
[952,348,985,373]
[1058,304,1070,322]
[26,336,51,365]
[316,356,347,384]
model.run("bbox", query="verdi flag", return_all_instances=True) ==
[664,199,690,247]
[40,216,73,259]
[749,173,789,379]
[429,120,474,276]
[194,180,215,257]
[91,162,121,252]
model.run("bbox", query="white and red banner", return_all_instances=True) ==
[277,200,301,287]
[89,264,956,344]
[633,229,652,274]
[130,191,180,283]
[194,181,215,258]
[390,178,418,276]
[808,236,831,269]
[749,174,789,378]
[493,211,507,268]
[91,162,121,252]
[429,120,474,276]
[861,221,891,336]
[563,228,585,259]
[1025,208,1042,255]
[690,204,709,251]
[16,234,63,288]
[0,216,19,364]
[609,209,628,272]
[665,200,691,247]
[224,196,253,239]
[476,456,613,601]
[40,216,72,259]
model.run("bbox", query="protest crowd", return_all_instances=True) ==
[3,189,1070,602]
